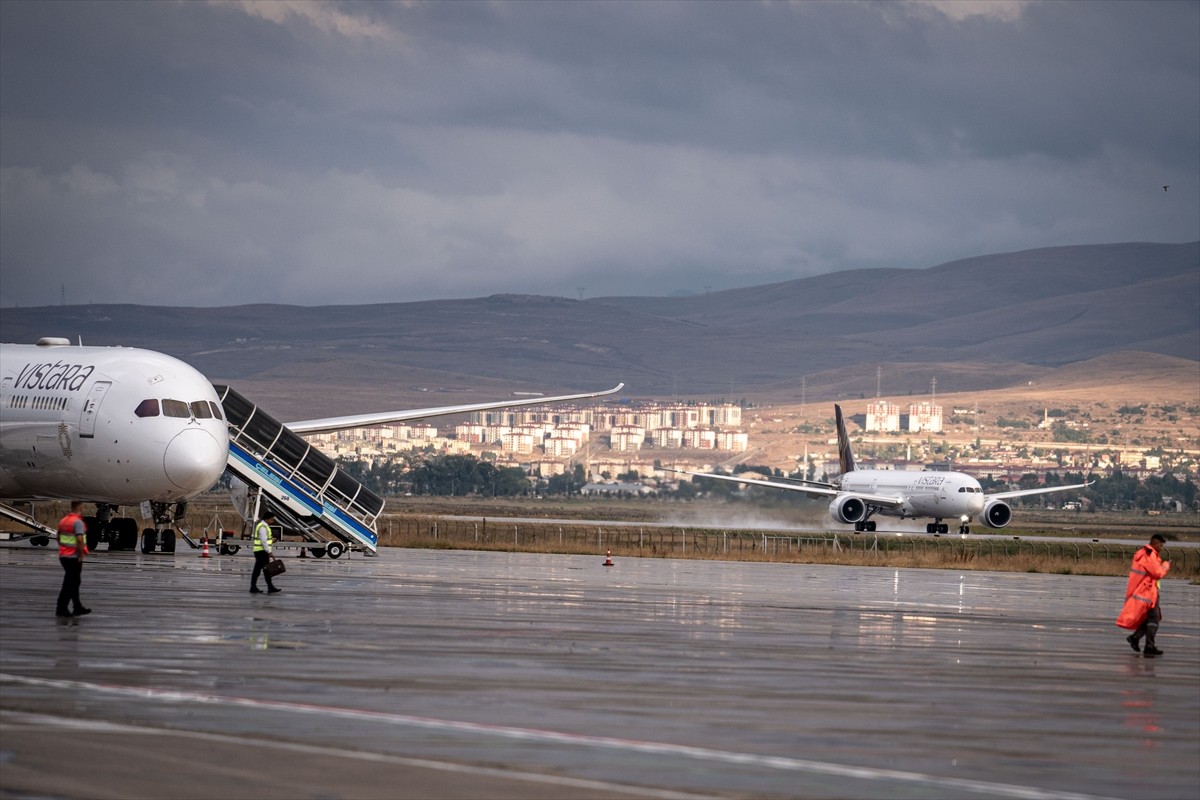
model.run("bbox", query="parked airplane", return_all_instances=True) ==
[1,337,622,551]
[677,404,1091,534]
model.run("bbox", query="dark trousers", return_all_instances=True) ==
[1133,604,1162,648]
[251,550,276,590]
[57,557,83,613]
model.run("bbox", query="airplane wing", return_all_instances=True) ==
[764,475,839,491]
[670,469,906,508]
[286,383,624,435]
[987,481,1093,500]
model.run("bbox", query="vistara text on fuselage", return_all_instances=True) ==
[0,338,229,504]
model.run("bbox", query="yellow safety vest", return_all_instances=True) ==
[253,521,273,553]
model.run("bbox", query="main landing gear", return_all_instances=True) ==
[924,519,970,534]
[84,504,139,551]
[83,502,184,552]
[853,520,877,532]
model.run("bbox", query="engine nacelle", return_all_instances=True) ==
[829,495,867,524]
[978,498,1013,529]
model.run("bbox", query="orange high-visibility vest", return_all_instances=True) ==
[1115,545,1170,629]
[57,513,88,558]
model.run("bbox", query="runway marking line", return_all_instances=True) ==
[2,672,1117,800]
[0,709,709,800]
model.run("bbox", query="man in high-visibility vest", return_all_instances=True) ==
[1116,533,1170,657]
[250,504,281,594]
[56,500,92,617]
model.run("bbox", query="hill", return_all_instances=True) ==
[1,241,1196,420]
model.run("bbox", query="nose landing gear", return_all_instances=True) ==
[140,502,185,554]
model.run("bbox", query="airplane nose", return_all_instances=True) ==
[164,428,228,492]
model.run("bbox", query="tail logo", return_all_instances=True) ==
[834,404,856,475]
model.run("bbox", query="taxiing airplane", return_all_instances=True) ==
[676,404,1091,534]
[1,337,622,551]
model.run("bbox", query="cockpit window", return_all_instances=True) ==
[162,399,190,418]
[191,400,214,419]
[209,401,224,421]
[135,399,160,418]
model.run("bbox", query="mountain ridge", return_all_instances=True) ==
[1,242,1196,419]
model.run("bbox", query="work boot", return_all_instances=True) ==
[1126,634,1140,652]
[1143,646,1164,657]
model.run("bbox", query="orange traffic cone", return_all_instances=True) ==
[200,537,210,558]
[603,549,613,567]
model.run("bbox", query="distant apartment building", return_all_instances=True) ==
[651,428,684,449]
[866,401,901,432]
[545,437,579,457]
[454,423,487,444]
[467,400,746,455]
[716,431,749,451]
[709,405,742,427]
[305,423,442,458]
[501,431,536,455]
[908,402,943,433]
[610,425,646,452]
[555,423,591,444]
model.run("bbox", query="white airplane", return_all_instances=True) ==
[1,337,622,551]
[677,403,1092,534]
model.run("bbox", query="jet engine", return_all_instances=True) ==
[829,496,867,524]
[978,498,1013,529]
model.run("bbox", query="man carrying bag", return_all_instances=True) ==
[250,504,283,595]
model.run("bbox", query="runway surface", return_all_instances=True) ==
[441,514,1200,548]
[1,544,1197,800]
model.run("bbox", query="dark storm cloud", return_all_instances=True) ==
[1,0,1196,307]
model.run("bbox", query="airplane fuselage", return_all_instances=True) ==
[837,469,986,522]
[1,340,229,505]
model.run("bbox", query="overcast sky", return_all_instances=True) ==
[1,0,1196,308]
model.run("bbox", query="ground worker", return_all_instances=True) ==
[1116,533,1170,657]
[56,500,91,617]
[250,505,282,594]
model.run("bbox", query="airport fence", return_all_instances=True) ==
[377,515,1200,579]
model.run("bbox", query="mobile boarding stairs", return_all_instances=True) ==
[212,385,382,559]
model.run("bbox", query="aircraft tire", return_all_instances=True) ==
[161,530,176,553]
[141,529,156,554]
[82,517,101,550]
[115,519,139,550]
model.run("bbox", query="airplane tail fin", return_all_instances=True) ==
[834,404,856,475]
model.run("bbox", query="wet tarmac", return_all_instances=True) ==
[1,545,1197,800]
